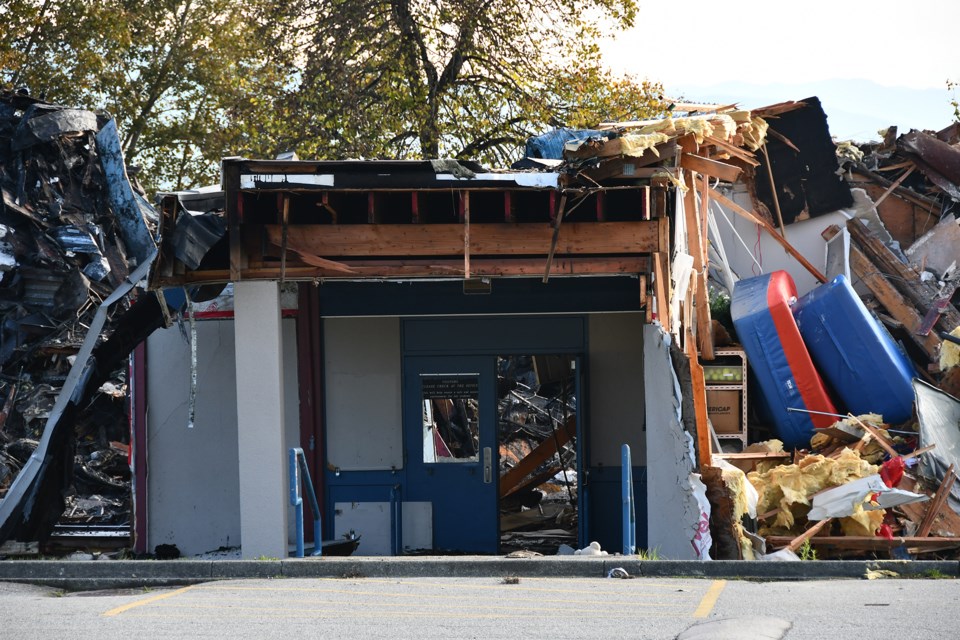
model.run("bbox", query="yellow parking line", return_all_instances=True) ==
[102,585,196,617]
[693,580,726,618]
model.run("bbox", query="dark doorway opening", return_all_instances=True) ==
[497,355,578,555]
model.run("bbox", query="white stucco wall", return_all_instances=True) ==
[145,318,300,556]
[643,323,701,560]
[588,312,645,466]
[323,317,403,471]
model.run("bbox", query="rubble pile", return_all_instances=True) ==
[0,90,156,541]
[497,356,578,554]
[575,100,960,560]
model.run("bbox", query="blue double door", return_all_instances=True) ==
[400,316,587,554]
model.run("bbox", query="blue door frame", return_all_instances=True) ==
[401,316,588,553]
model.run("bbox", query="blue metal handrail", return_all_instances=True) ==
[289,447,322,557]
[622,443,636,556]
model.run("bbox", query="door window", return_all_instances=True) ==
[421,373,480,463]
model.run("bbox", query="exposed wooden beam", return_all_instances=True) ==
[264,221,660,258]
[543,194,568,283]
[761,144,788,238]
[765,536,960,552]
[687,322,713,470]
[845,217,960,334]
[653,252,670,331]
[224,162,242,281]
[463,192,471,278]
[154,256,649,286]
[280,194,290,282]
[680,153,743,183]
[917,465,956,538]
[499,417,575,497]
[872,165,916,210]
[682,155,714,360]
[703,136,760,167]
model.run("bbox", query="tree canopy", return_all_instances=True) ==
[1,0,664,192]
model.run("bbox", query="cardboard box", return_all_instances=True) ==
[706,389,741,434]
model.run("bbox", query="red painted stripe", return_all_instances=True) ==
[766,272,837,428]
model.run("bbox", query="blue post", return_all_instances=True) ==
[622,444,636,556]
[297,453,323,557]
[289,448,304,558]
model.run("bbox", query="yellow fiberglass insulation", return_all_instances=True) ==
[634,116,676,137]
[672,117,713,144]
[941,326,960,371]
[619,132,670,157]
[670,114,738,144]
[738,439,784,475]
[719,463,757,559]
[748,448,879,536]
[739,117,769,151]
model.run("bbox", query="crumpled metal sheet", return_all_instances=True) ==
[11,106,99,152]
[898,131,960,201]
[171,209,227,270]
[916,379,960,514]
[0,90,159,544]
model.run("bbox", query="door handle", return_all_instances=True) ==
[483,447,492,483]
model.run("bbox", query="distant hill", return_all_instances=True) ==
[667,79,954,143]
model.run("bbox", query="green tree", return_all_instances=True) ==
[279,0,664,166]
[2,0,664,190]
[2,0,289,192]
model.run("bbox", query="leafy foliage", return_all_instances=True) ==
[1,0,664,192]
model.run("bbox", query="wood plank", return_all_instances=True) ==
[918,464,957,538]
[153,256,649,285]
[899,473,960,537]
[766,536,960,552]
[578,143,678,181]
[703,136,760,166]
[682,157,714,360]
[823,225,940,360]
[280,194,290,282]
[658,215,670,254]
[686,313,713,469]
[711,188,827,283]
[500,417,576,497]
[264,221,660,258]
[680,153,743,183]
[846,218,960,334]
[224,162,243,281]
[848,414,899,458]
[714,452,792,460]
[543,194,568,283]
[760,144,787,237]
[783,518,833,553]
[463,192,471,278]
[653,252,670,330]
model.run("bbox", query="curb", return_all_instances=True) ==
[0,558,956,591]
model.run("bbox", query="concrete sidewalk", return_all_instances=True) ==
[0,557,957,591]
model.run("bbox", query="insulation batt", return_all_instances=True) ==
[748,448,882,537]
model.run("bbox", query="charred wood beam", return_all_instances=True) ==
[845,218,960,334]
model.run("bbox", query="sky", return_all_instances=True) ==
[601,0,960,141]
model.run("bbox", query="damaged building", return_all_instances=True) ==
[0,90,163,551]
[1,90,959,564]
